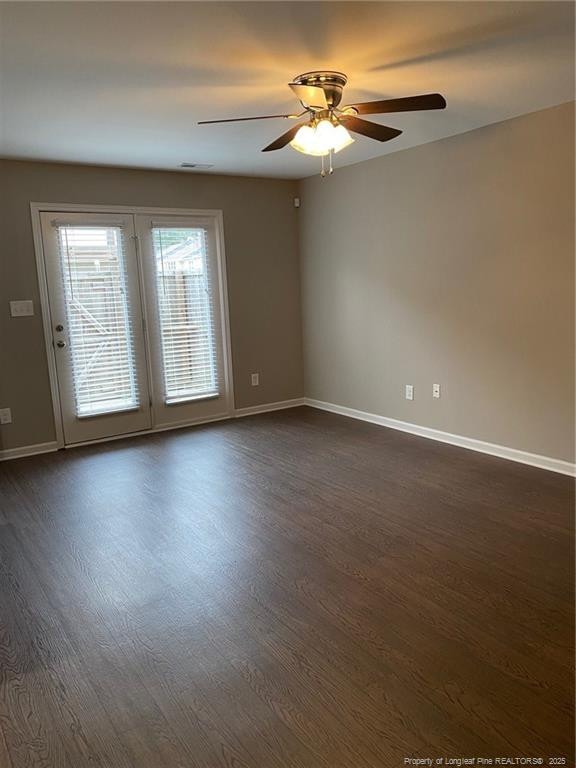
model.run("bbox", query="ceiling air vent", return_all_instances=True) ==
[180,163,214,170]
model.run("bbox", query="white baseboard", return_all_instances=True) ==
[0,441,60,462]
[304,398,575,477]
[4,400,569,477]
[235,398,305,418]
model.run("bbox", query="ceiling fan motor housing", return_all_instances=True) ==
[293,71,347,109]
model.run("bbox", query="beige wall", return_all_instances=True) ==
[299,103,575,463]
[0,161,304,450]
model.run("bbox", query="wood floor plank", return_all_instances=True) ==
[0,407,573,767]
[0,526,136,768]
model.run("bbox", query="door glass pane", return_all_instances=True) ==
[152,228,219,404]
[57,225,139,417]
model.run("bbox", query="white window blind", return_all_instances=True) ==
[56,225,139,417]
[151,227,219,404]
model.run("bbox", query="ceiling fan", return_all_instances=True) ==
[198,71,446,175]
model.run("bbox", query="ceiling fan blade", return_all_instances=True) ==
[262,123,304,152]
[289,83,328,110]
[198,114,299,125]
[345,93,447,116]
[339,116,402,142]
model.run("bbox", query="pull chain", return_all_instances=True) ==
[320,151,334,178]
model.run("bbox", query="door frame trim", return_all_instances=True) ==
[30,202,235,449]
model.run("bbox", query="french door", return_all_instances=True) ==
[135,214,230,429]
[39,209,232,445]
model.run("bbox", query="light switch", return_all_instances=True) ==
[10,300,34,317]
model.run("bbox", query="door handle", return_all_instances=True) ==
[56,340,66,348]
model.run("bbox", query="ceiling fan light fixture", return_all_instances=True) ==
[289,119,354,157]
[198,71,445,176]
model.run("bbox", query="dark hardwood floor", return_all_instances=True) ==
[0,407,573,767]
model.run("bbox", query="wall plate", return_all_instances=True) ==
[10,300,34,317]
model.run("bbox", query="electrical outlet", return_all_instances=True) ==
[405,384,414,401]
[250,373,260,386]
[433,383,441,399]
[0,408,12,425]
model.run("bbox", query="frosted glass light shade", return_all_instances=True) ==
[331,124,355,153]
[314,119,335,146]
[290,124,330,156]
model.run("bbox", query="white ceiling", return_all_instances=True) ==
[0,1,574,179]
